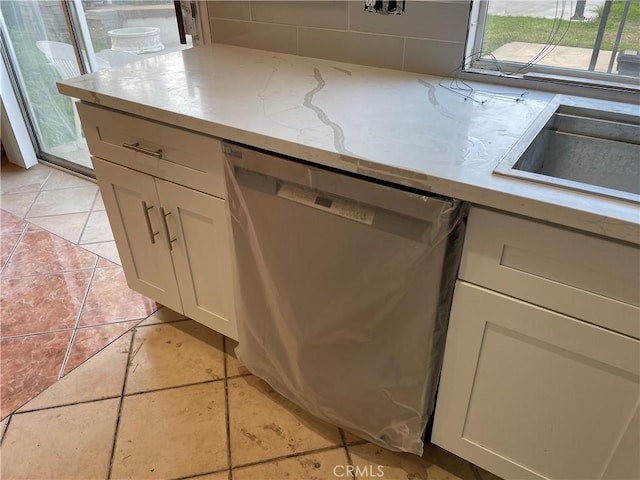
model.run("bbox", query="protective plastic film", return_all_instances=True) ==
[223,142,467,455]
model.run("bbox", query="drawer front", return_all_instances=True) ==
[77,102,225,198]
[460,207,640,338]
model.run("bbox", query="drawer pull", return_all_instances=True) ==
[141,201,160,244]
[123,142,163,159]
[160,207,177,251]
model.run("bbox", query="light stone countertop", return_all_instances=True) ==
[58,44,639,244]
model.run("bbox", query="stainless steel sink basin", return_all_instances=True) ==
[495,104,640,203]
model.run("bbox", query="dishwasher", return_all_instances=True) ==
[223,141,466,455]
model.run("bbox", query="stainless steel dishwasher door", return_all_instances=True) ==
[223,142,465,455]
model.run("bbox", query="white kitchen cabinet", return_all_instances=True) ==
[155,179,236,338]
[93,157,182,313]
[78,100,238,340]
[458,207,640,338]
[93,158,237,340]
[433,207,640,480]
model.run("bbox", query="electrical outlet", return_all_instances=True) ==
[364,0,405,15]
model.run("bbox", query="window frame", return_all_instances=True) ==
[464,0,640,94]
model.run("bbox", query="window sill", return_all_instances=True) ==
[459,68,640,104]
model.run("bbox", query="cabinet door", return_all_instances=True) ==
[92,158,182,313]
[432,281,640,480]
[156,179,237,340]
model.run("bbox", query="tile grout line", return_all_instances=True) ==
[0,317,148,342]
[76,209,93,246]
[223,336,233,480]
[76,188,101,245]
[0,414,12,446]
[20,183,46,221]
[1,326,76,342]
[136,317,192,329]
[340,428,357,480]
[232,444,348,472]
[123,377,226,399]
[57,256,100,379]
[107,328,137,480]
[1,266,98,281]
[21,167,53,219]
[13,394,123,416]
[0,222,29,276]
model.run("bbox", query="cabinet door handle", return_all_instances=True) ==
[159,207,177,251]
[141,201,160,244]
[122,142,163,159]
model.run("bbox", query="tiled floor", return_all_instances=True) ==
[1,160,120,264]
[1,159,157,418]
[0,310,500,480]
[1,160,501,479]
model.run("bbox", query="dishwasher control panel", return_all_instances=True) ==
[277,182,376,225]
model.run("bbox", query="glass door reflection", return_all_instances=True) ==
[1,0,193,174]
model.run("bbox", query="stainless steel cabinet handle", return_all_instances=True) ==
[122,142,163,159]
[141,201,159,244]
[159,207,177,251]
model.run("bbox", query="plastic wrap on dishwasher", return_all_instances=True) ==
[223,144,467,455]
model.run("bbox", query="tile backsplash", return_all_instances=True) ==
[206,1,471,76]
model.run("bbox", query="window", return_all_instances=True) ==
[466,1,640,89]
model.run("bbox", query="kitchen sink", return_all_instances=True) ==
[495,104,640,203]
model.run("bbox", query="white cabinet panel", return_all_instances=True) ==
[459,207,640,338]
[78,102,226,198]
[156,179,237,339]
[433,281,640,480]
[92,157,183,313]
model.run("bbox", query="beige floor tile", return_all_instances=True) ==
[26,186,98,218]
[80,210,114,244]
[349,442,476,480]
[41,169,95,190]
[81,240,121,265]
[228,375,342,466]
[1,398,119,479]
[234,448,348,480]
[225,338,250,377]
[137,306,188,326]
[111,382,228,479]
[92,191,106,211]
[26,212,89,243]
[0,191,38,218]
[17,333,131,411]
[0,162,52,194]
[125,321,225,394]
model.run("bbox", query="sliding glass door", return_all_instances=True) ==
[1,1,194,174]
